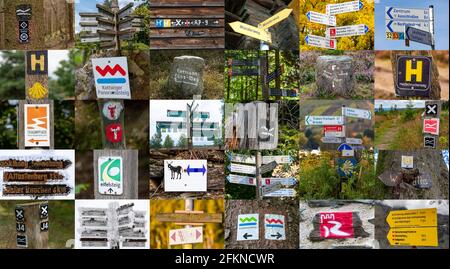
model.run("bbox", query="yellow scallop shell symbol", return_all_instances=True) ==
[27,82,48,99]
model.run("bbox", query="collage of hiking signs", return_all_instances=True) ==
[0,0,449,254]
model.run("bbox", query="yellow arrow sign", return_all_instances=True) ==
[386,208,437,228]
[229,21,272,43]
[388,227,438,247]
[258,8,293,30]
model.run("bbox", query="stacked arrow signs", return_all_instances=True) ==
[305,1,368,50]
[386,208,438,247]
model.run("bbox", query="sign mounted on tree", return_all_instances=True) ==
[423,136,436,148]
[98,156,123,195]
[264,214,285,240]
[319,212,354,239]
[237,214,259,241]
[16,5,32,44]
[24,104,50,147]
[92,57,131,99]
[164,160,207,192]
[395,55,432,97]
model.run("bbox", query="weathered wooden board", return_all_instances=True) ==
[149,0,225,49]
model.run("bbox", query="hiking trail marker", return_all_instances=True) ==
[305,116,344,126]
[304,35,336,50]
[98,156,123,195]
[386,208,438,247]
[169,227,203,246]
[423,101,440,149]
[15,202,49,249]
[306,11,336,26]
[319,212,354,239]
[401,156,414,169]
[326,1,364,15]
[237,214,259,241]
[164,160,207,192]
[24,104,50,147]
[264,214,286,240]
[423,118,439,135]
[326,24,369,38]
[395,55,432,97]
[92,57,131,99]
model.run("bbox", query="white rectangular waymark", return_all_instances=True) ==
[24,104,50,147]
[237,214,259,241]
[306,11,336,26]
[92,57,131,99]
[169,227,203,245]
[264,214,286,240]
[98,156,123,195]
[164,160,207,192]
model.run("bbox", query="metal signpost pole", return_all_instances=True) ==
[429,5,435,50]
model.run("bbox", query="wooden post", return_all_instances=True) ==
[93,149,138,199]
[390,50,441,99]
[18,50,54,149]
[15,202,49,249]
[182,199,194,249]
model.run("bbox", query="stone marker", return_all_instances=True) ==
[166,56,205,98]
[315,55,354,98]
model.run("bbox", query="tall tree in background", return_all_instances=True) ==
[0,51,25,99]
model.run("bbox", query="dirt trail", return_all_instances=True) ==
[376,123,398,150]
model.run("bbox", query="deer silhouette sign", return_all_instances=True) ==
[167,162,182,179]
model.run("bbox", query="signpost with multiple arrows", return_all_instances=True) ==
[305,0,367,50]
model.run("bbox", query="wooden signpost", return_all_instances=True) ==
[15,202,49,249]
[149,0,225,49]
[156,199,222,248]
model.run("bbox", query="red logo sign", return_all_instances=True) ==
[105,123,123,143]
[319,212,354,239]
[329,40,335,48]
[423,118,439,135]
[323,125,343,132]
[329,28,336,37]
[95,65,126,77]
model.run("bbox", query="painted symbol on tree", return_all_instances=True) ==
[319,212,354,239]
[40,204,48,219]
[27,82,48,99]
[102,101,123,121]
[15,208,25,221]
[105,123,123,143]
[40,221,49,232]
[167,161,182,179]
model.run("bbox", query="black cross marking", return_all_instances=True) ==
[426,104,437,115]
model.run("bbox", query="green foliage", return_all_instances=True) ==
[176,133,187,148]
[75,183,91,195]
[162,135,174,148]
[54,101,75,148]
[49,51,78,100]
[0,101,17,148]
[0,51,25,99]
[150,131,162,148]
[298,158,340,199]
[401,101,418,122]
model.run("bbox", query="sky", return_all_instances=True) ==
[0,51,68,79]
[374,100,425,109]
[149,100,224,145]
[374,0,449,50]
[75,0,146,33]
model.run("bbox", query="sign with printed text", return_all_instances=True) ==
[396,55,432,96]
[319,212,354,239]
[261,177,297,187]
[385,7,430,21]
[406,27,432,46]
[326,1,363,15]
[324,125,344,138]
[228,163,256,175]
[386,208,437,228]
[164,160,207,192]
[306,11,336,26]
[26,51,48,75]
[346,138,363,145]
[326,24,369,38]
[226,174,256,186]
[423,118,439,135]
[92,57,131,99]
[263,188,296,197]
[98,156,123,195]
[305,116,343,126]
[258,9,292,30]
[169,227,203,245]
[264,214,286,240]
[401,156,414,169]
[24,104,50,147]
[304,35,337,49]
[237,214,259,241]
[386,20,430,34]
[342,107,372,120]
[229,22,272,43]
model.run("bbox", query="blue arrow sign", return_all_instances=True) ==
[387,20,394,32]
[186,164,206,176]
[359,0,363,10]
[337,143,353,151]
[387,7,393,19]
[364,25,369,33]
[304,35,309,44]
[306,11,311,21]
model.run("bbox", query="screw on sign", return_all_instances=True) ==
[319,212,354,239]
[24,104,50,147]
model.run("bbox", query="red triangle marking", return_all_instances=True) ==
[196,229,201,239]
[171,232,176,242]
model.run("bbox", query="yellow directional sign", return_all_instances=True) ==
[388,227,438,247]
[229,21,272,43]
[386,208,437,228]
[258,9,293,30]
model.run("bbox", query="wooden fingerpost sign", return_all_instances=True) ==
[155,199,222,248]
[93,150,138,199]
[15,202,49,249]
[19,50,53,149]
